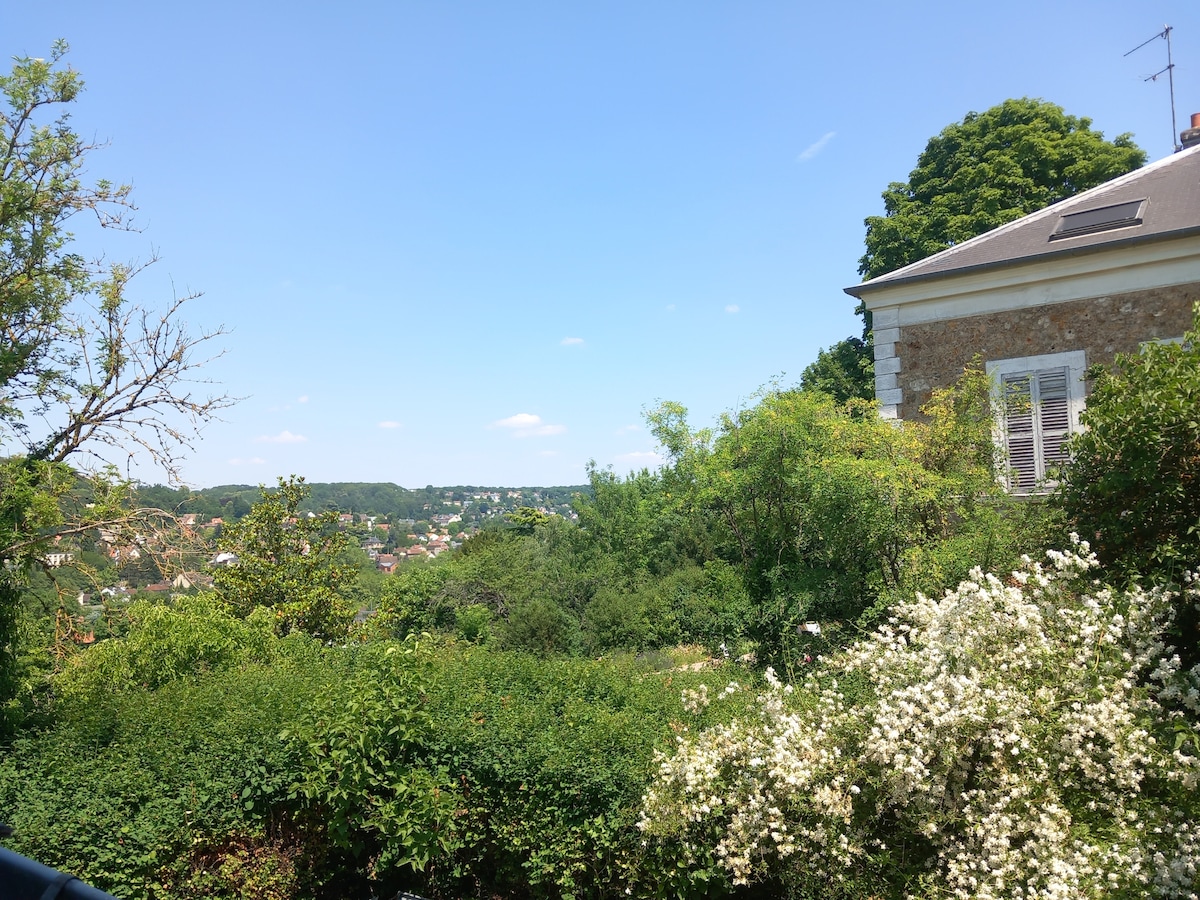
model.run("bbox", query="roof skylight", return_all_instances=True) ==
[1050,199,1146,240]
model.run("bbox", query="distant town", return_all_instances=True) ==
[39,483,589,603]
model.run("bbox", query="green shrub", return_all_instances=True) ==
[419,648,758,899]
[2,609,774,900]
[666,560,753,653]
[53,595,282,703]
[0,660,326,900]
[1059,310,1200,581]
[501,597,580,655]
[454,603,493,644]
[581,584,675,653]
[372,563,450,638]
[285,640,460,884]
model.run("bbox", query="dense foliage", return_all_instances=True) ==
[0,593,747,899]
[634,373,1061,666]
[355,368,1061,672]
[798,334,875,404]
[1060,312,1200,584]
[1059,310,1200,668]
[1,604,329,900]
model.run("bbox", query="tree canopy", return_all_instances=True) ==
[799,334,875,404]
[213,477,356,640]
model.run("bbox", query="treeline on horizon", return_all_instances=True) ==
[132,481,591,524]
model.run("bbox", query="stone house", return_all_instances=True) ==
[845,138,1200,492]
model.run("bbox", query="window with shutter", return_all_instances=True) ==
[1001,367,1071,492]
[987,351,1086,495]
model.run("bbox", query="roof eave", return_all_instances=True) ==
[844,225,1200,300]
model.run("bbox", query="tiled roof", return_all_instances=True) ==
[846,145,1200,297]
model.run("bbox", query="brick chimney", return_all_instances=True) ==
[1182,112,1200,150]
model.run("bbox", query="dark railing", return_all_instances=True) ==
[0,827,118,900]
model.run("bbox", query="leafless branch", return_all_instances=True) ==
[19,263,240,482]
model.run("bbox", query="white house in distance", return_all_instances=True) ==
[845,119,1200,492]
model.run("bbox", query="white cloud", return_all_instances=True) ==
[796,131,836,162]
[560,336,584,346]
[725,304,740,314]
[537,450,559,457]
[666,303,676,312]
[297,395,309,404]
[378,420,402,429]
[494,413,542,429]
[616,424,641,435]
[492,413,566,438]
[255,430,308,444]
[229,457,266,466]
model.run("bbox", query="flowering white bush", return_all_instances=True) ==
[639,541,1200,898]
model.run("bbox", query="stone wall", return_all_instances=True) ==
[894,283,1197,420]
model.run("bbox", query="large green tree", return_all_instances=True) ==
[213,477,357,640]
[0,44,229,732]
[806,98,1147,403]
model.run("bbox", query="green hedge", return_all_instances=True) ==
[1,598,759,899]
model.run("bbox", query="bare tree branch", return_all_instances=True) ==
[21,266,239,481]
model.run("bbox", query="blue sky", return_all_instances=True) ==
[8,1,1200,488]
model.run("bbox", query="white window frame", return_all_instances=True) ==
[985,350,1087,494]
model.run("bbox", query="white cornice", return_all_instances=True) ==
[861,235,1200,327]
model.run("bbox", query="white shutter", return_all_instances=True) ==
[1035,368,1071,479]
[1002,373,1037,492]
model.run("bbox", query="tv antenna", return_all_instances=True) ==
[1125,25,1181,152]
